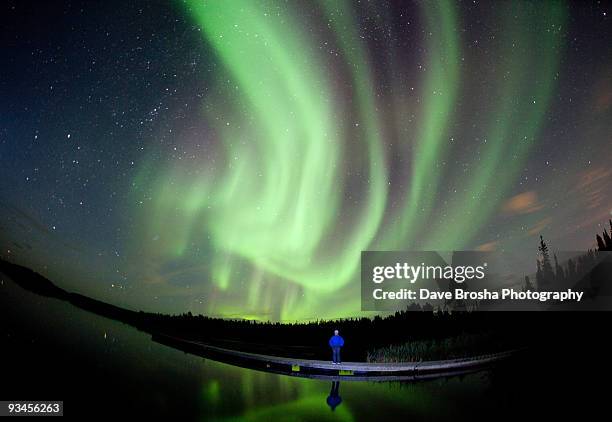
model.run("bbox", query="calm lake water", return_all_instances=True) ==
[0,272,579,420]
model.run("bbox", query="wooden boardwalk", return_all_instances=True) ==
[153,333,518,381]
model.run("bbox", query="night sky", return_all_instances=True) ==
[1,0,610,321]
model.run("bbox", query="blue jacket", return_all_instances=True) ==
[329,335,344,347]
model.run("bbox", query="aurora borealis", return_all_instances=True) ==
[1,0,611,321]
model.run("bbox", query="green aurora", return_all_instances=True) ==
[129,0,567,320]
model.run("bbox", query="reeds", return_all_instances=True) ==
[366,332,510,362]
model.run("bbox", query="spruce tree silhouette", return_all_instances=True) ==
[537,235,554,290]
[597,220,612,251]
[554,253,565,282]
[597,233,607,251]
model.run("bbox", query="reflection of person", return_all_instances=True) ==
[329,329,345,364]
[326,381,342,411]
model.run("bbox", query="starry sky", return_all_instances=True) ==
[1,0,610,321]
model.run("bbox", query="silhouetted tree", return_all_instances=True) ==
[598,223,612,251]
[536,260,543,289]
[566,258,576,280]
[597,234,607,251]
[537,235,554,290]
[554,253,565,282]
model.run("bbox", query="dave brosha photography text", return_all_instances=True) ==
[370,262,584,303]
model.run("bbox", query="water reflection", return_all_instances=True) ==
[0,271,515,421]
[327,381,342,411]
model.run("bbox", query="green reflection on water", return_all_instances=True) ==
[1,272,493,421]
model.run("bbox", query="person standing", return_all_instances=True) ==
[329,329,344,364]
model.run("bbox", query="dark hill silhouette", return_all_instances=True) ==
[0,260,68,299]
[0,259,143,327]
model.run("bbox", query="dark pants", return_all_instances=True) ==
[331,346,341,363]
